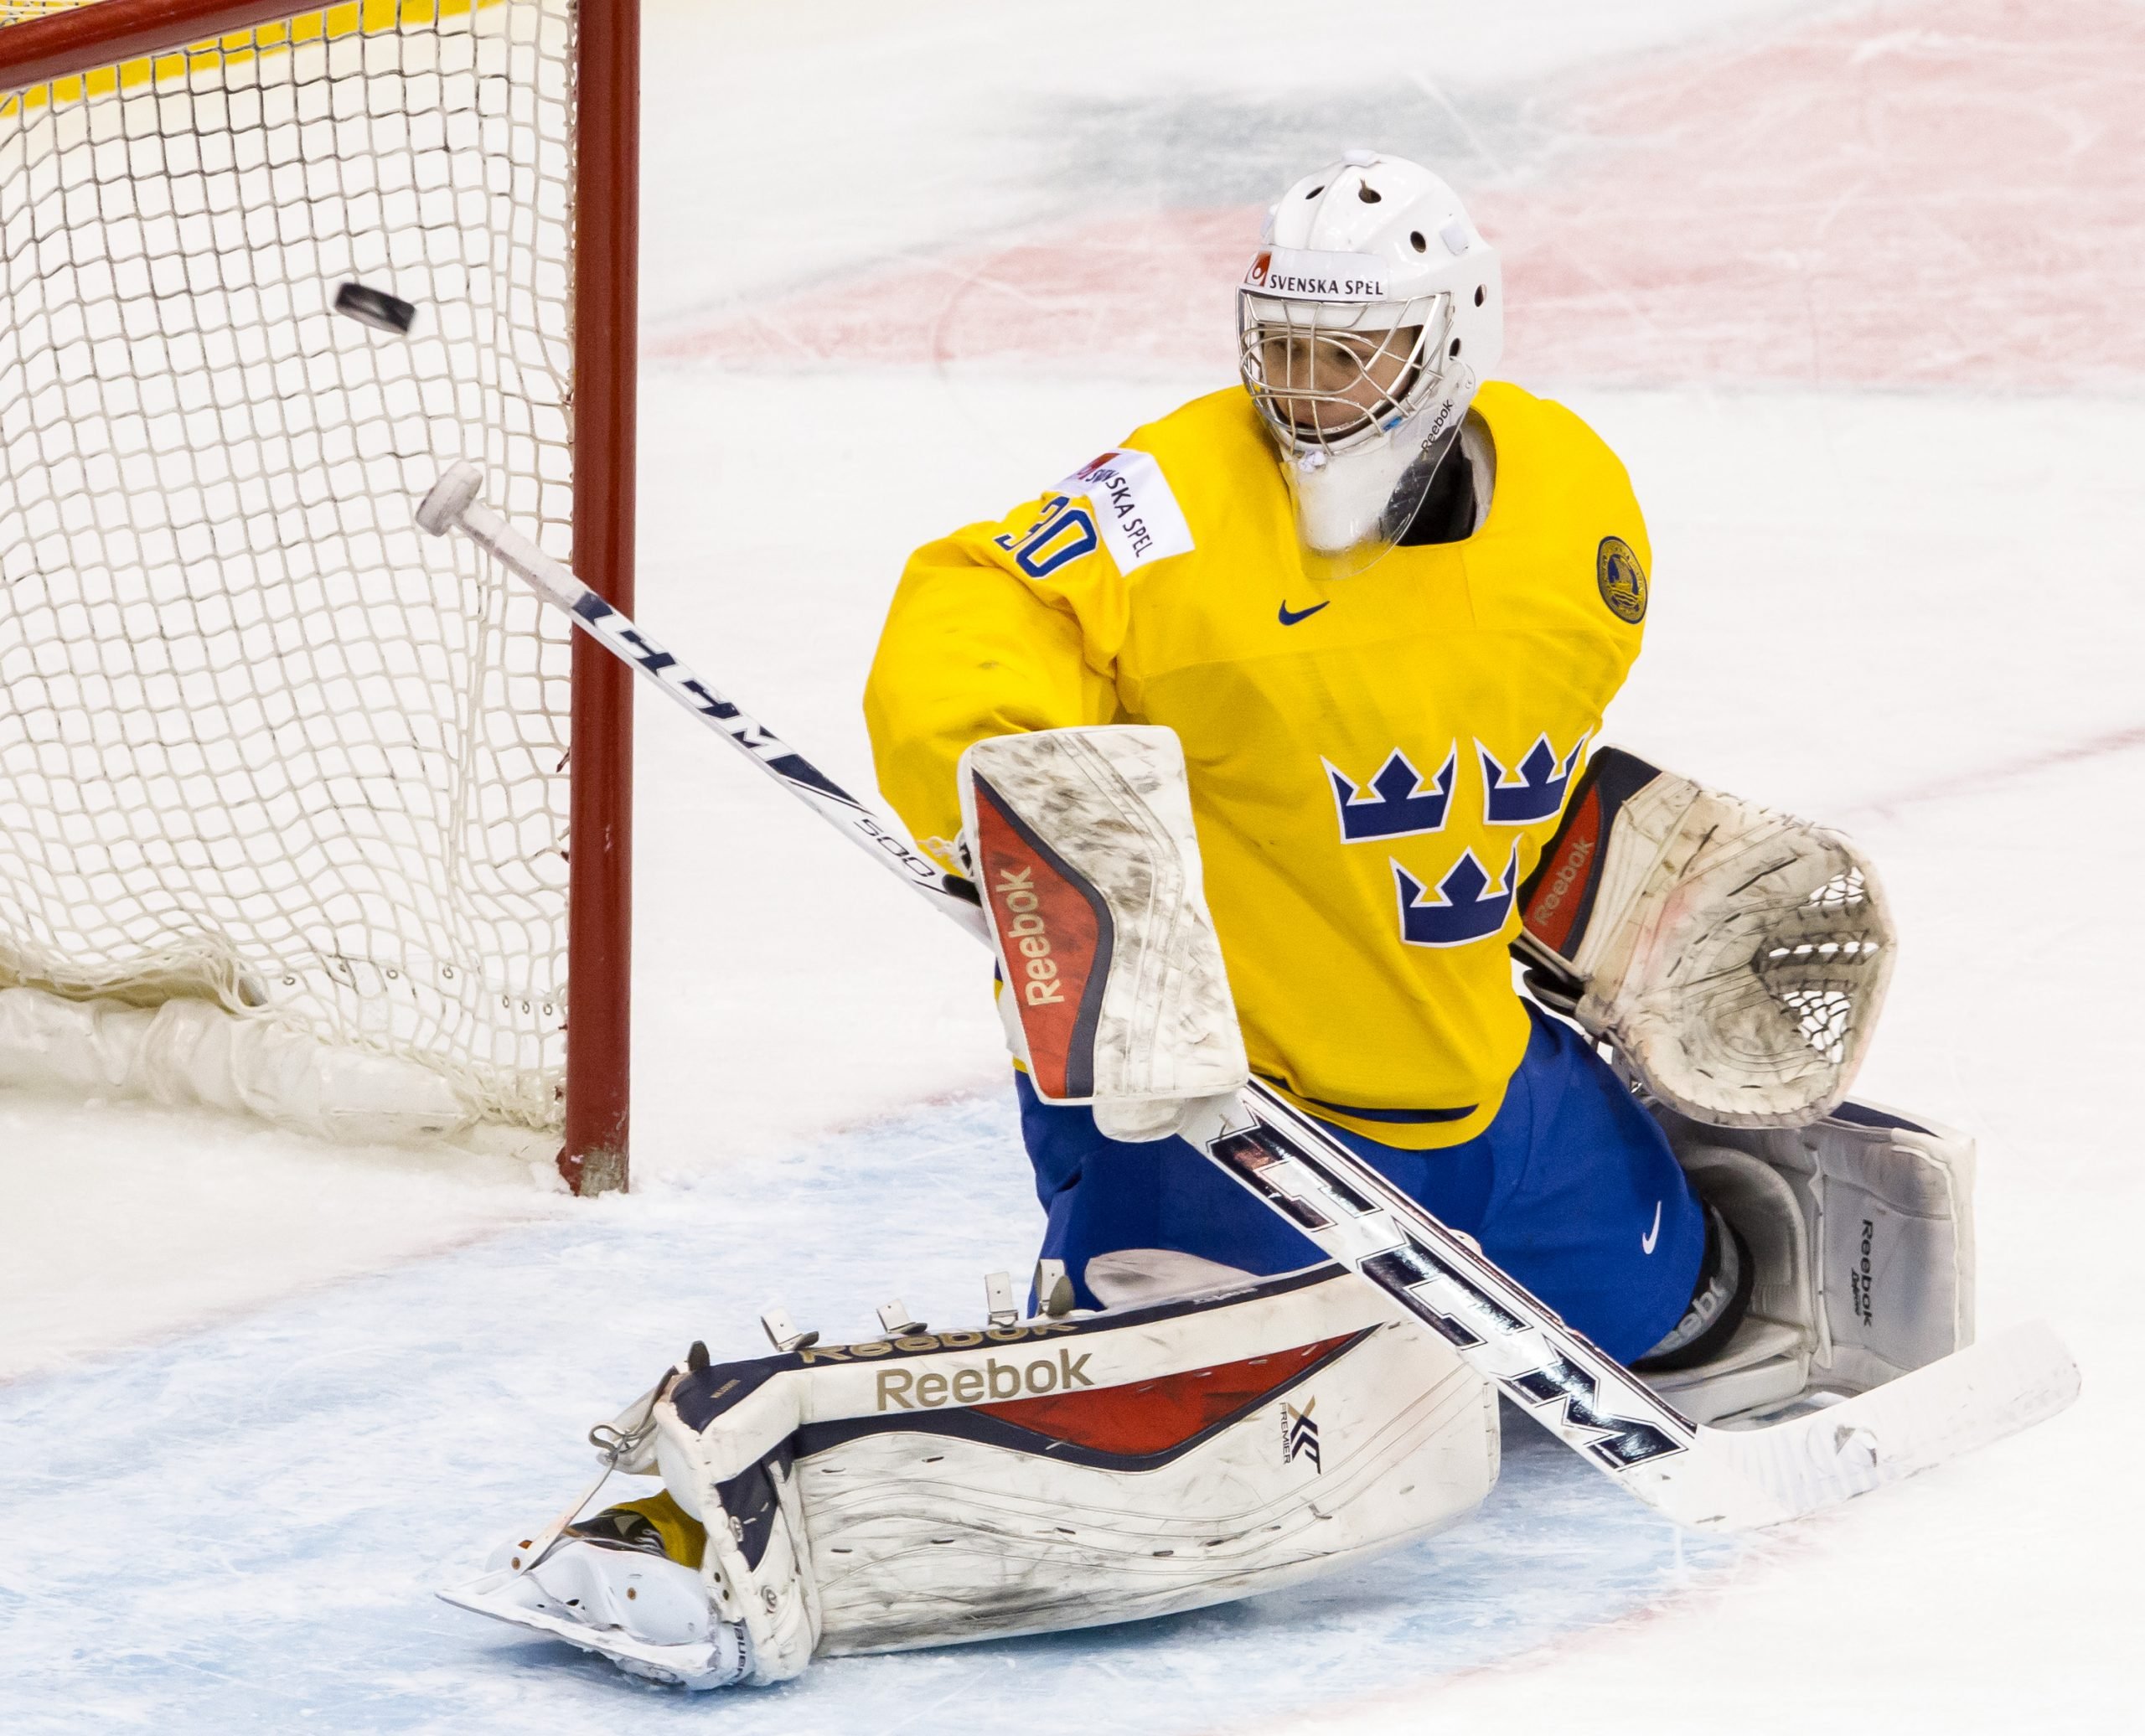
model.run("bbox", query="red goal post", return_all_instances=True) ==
[0,0,638,1193]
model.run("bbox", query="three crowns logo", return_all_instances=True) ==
[1393,844,1521,948]
[1326,746,1456,841]
[1326,734,1585,950]
[1479,733,1587,826]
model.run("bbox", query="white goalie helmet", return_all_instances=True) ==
[1238,149,1502,579]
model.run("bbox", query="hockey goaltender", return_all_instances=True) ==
[438,151,2061,1688]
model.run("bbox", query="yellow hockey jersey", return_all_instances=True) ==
[865,380,1651,1147]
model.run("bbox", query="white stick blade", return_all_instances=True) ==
[1667,1320,2079,1530]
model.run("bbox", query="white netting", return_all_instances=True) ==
[1760,870,1885,1068]
[0,0,579,1131]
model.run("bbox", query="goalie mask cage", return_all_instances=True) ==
[0,0,638,1192]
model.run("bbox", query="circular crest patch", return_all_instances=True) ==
[1596,536,1647,623]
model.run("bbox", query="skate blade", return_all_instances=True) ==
[438,1567,742,1690]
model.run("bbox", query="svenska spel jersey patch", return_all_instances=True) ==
[1058,448,1195,572]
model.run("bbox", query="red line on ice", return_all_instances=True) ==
[1849,721,2145,820]
[656,0,2145,389]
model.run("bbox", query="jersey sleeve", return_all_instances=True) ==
[863,488,1133,870]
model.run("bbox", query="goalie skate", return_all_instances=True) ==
[440,1533,748,1691]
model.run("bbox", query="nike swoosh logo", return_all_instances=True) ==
[1277,600,1330,626]
[1641,1200,1662,1255]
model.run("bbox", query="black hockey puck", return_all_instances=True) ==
[333,282,418,335]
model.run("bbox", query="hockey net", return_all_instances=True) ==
[0,0,634,1184]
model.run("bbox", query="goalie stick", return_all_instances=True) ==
[416,462,2077,1532]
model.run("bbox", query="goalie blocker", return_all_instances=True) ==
[958,725,1249,1142]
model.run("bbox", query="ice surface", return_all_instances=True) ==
[0,1096,1739,1733]
[3,0,2139,1728]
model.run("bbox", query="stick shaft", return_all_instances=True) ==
[451,491,985,938]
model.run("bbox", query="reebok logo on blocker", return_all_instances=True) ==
[969,774,1116,1101]
[994,866,1064,1009]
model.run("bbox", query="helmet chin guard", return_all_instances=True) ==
[1238,150,1501,581]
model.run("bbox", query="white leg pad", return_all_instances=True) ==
[453,1268,1501,1685]
[797,1299,1497,1654]
[1648,1098,1977,1423]
[646,1266,1498,1661]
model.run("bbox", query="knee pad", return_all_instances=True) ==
[1083,1247,1257,1309]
